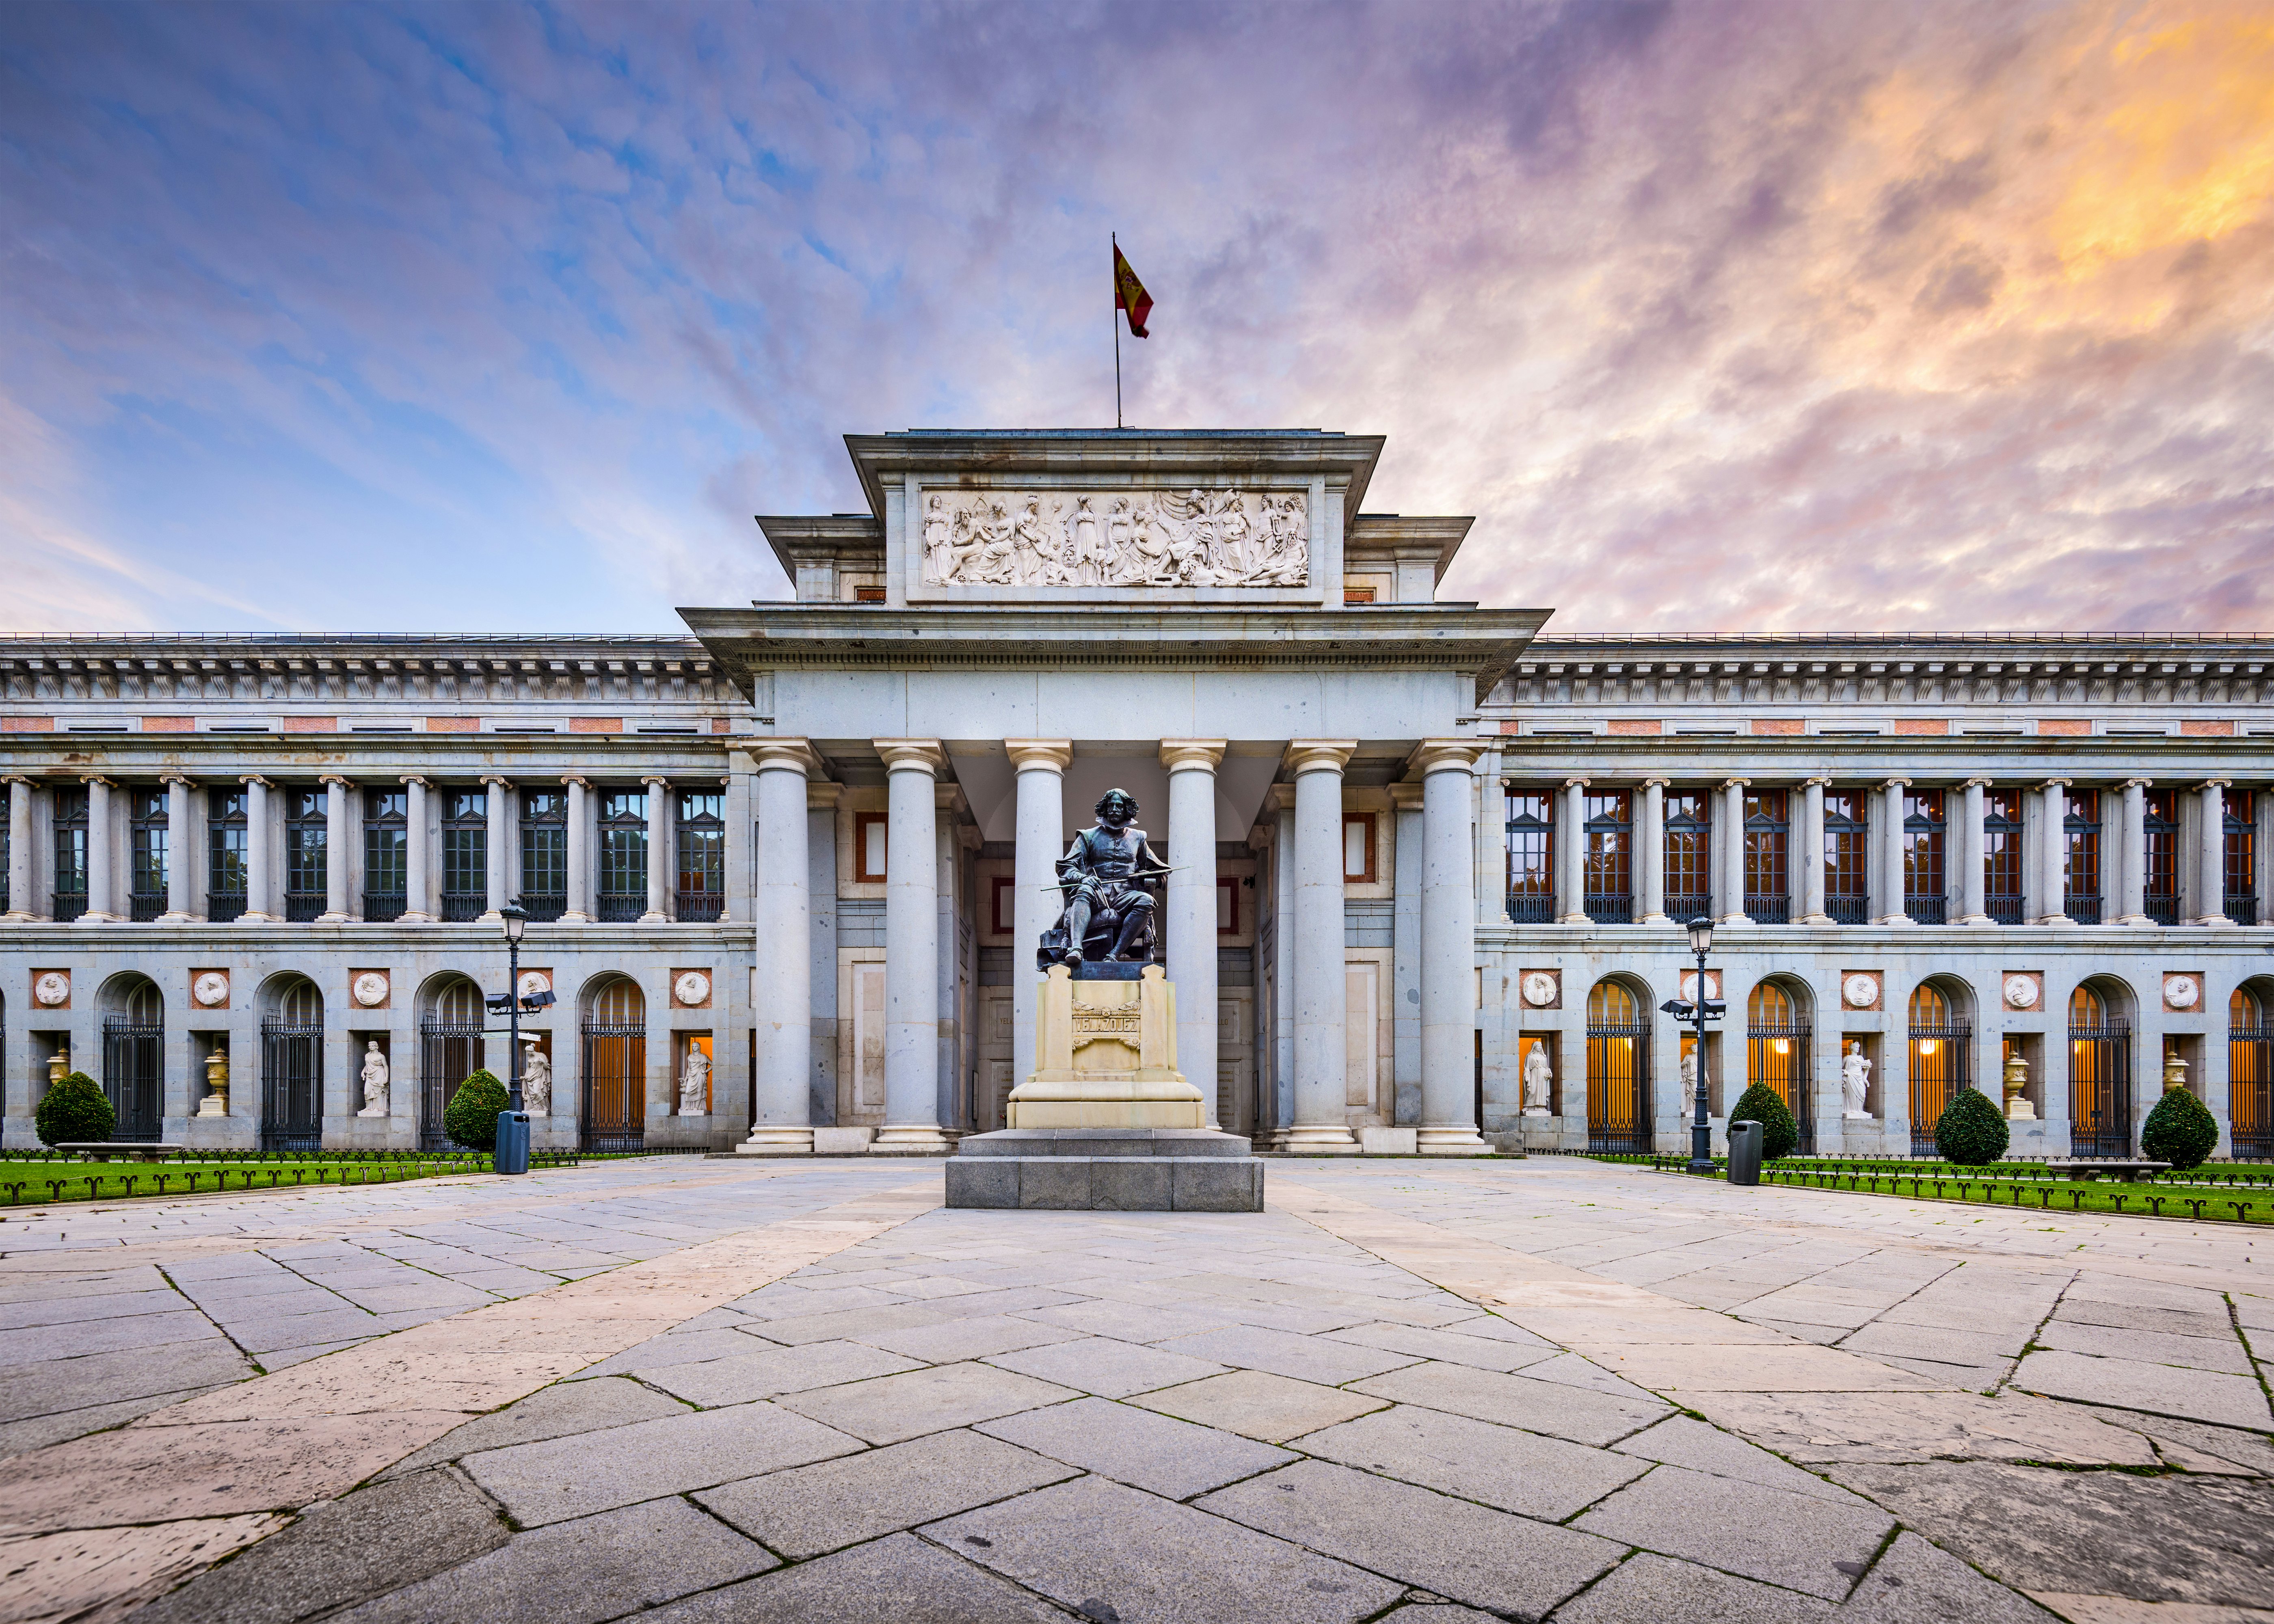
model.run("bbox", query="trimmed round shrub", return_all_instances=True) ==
[1727,1082,1799,1161]
[2140,1086,2218,1171]
[443,1069,510,1153]
[1934,1086,2010,1166]
[35,1071,116,1147]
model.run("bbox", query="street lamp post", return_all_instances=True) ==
[1686,916,1714,1175]
[497,900,530,1176]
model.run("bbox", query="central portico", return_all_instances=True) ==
[685,429,1546,1158]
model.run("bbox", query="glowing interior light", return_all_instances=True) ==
[1772,1039,1790,1055]
[1918,1039,1938,1056]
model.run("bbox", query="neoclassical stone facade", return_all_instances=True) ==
[3,428,2270,1159]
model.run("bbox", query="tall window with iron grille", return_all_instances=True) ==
[1902,790,1946,923]
[284,788,327,922]
[364,788,408,922]
[1663,791,1710,921]
[1983,789,2023,923]
[598,788,648,922]
[1582,791,1630,924]
[520,789,567,922]
[2227,790,2259,924]
[441,788,486,922]
[676,788,724,921]
[2064,790,2102,924]
[1822,790,1868,923]
[2144,790,2179,924]
[129,786,168,921]
[1504,788,1553,923]
[208,787,247,921]
[51,784,88,922]
[1743,789,1788,923]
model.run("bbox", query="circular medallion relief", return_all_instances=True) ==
[2002,974,2039,1011]
[517,970,551,1001]
[351,972,389,1008]
[1842,973,1880,1009]
[1520,972,1558,1008]
[674,970,713,1007]
[32,972,69,1007]
[2165,974,2201,1010]
[192,972,230,1008]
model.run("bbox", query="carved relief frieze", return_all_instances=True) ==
[919,489,1308,589]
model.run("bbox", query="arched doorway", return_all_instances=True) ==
[1907,980,1972,1155]
[99,975,163,1141]
[582,976,647,1151]
[259,975,324,1151]
[419,974,486,1151]
[1746,979,1813,1153]
[2069,979,2134,1158]
[1585,978,1651,1154]
[2232,982,2273,1160]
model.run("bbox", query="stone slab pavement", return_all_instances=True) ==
[0,1153,2267,1623]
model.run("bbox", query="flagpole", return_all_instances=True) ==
[1112,232,1123,429]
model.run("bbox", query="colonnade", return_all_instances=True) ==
[744,736,1488,1153]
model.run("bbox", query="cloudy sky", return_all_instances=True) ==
[3,0,2270,637]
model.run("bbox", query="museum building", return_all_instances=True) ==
[2,428,2270,1161]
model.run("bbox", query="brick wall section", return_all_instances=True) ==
[2038,718,2091,735]
[1749,718,1803,736]
[569,717,624,734]
[2181,719,2235,736]
[1892,718,1948,735]
[140,717,194,732]
[1607,719,1663,735]
[281,716,337,733]
[424,717,480,732]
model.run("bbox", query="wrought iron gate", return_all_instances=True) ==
[1745,1020,1814,1153]
[2069,1021,2134,1158]
[2233,1025,2273,1160]
[1585,1020,1651,1154]
[1907,1022,1972,1155]
[420,1018,485,1151]
[101,1017,163,1141]
[260,1019,324,1151]
[581,1022,646,1151]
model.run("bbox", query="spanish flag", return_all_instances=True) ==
[1113,239,1152,338]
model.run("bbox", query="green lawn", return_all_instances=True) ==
[0,1150,580,1206]
[1624,1157,2273,1223]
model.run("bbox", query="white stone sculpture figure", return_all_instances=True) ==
[1680,1051,1699,1096]
[357,1041,390,1117]
[680,1045,710,1116]
[522,1043,552,1116]
[1842,1042,1873,1118]
[921,489,1309,589]
[1522,1043,1553,1116]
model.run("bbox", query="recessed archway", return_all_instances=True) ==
[1584,975,1652,1154]
[1906,975,1975,1155]
[95,972,163,1141]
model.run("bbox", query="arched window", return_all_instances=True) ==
[583,977,648,1151]
[1746,981,1812,1151]
[1584,980,1649,1154]
[1906,981,1970,1155]
[2069,981,2132,1158]
[101,977,163,1141]
[262,976,324,1151]
[420,976,487,1151]
[2233,986,2272,1160]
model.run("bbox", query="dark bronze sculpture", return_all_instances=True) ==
[1038,788,1171,970]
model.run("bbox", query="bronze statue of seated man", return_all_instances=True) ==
[1037,788,1170,969]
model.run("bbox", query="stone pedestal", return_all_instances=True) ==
[1007,963,1207,1130]
[946,1128,1263,1212]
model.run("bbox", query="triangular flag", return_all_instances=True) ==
[1113,241,1152,338]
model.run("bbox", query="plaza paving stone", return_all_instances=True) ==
[1,1153,2268,1621]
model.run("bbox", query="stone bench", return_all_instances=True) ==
[2046,1158,2171,1182]
[52,1143,188,1162]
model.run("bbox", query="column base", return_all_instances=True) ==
[314,911,350,924]
[1555,913,1589,926]
[1638,911,1673,925]
[237,911,279,924]
[396,910,434,924]
[1798,913,1835,925]
[1281,1123,1360,1153]
[72,912,124,925]
[155,911,195,924]
[560,909,594,923]
[871,1124,955,1154]
[1878,915,1914,926]
[477,911,503,925]
[1954,913,1995,926]
[638,911,670,925]
[2114,913,2153,926]
[738,1127,815,1154]
[2034,915,2074,926]
[1717,914,1752,926]
[1417,1127,1495,1156]
[0,910,36,924]
[2196,915,2236,928]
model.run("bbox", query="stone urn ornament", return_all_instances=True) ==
[2002,1052,2035,1121]
[199,1049,230,1118]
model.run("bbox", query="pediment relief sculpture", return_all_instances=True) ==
[921,489,1309,588]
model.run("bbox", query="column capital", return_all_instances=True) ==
[1159,738,1228,773]
[1388,782,1425,811]
[1962,775,1994,788]
[746,739,822,777]
[81,773,115,788]
[1267,783,1299,813]
[2121,776,2153,789]
[560,772,591,788]
[483,773,514,788]
[2041,776,2071,790]
[639,772,670,788]
[2,774,32,788]
[1005,739,1073,773]
[319,773,352,788]
[400,773,432,789]
[807,781,844,811]
[873,739,948,775]
[2200,777,2233,791]
[1720,776,1749,790]
[1560,774,1589,790]
[1285,740,1357,775]
[1406,739,1483,776]
[1643,775,1673,789]
[159,771,195,788]
[1882,775,1911,788]
[1802,774,1833,787]
[241,774,271,788]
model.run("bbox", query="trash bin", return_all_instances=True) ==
[494,1111,531,1176]
[1726,1120,1762,1186]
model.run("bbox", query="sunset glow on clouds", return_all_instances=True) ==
[2,1,2270,635]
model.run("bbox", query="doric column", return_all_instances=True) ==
[1161,739,1228,1129]
[399,776,432,922]
[316,775,351,923]
[159,774,195,922]
[874,739,951,1151]
[1956,777,1992,925]
[2036,778,2070,925]
[1637,777,1669,924]
[1269,784,1297,1146]
[1286,740,1359,1152]
[79,776,115,922]
[2198,779,2231,926]
[1414,741,1490,1154]
[1389,781,1424,1125]
[1798,776,1831,924]
[2,777,33,922]
[1555,777,1588,924]
[1719,778,1750,924]
[2115,778,2151,926]
[747,741,819,1149]
[561,775,592,922]
[1879,777,1911,925]
[479,775,511,922]
[1475,743,1506,925]
[242,775,273,922]
[1007,741,1072,1097]
[640,775,670,923]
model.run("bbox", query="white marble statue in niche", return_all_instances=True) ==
[521,1042,551,1116]
[1842,1042,1872,1118]
[1522,1042,1553,1116]
[922,489,1308,588]
[680,1045,710,1116]
[357,1041,390,1117]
